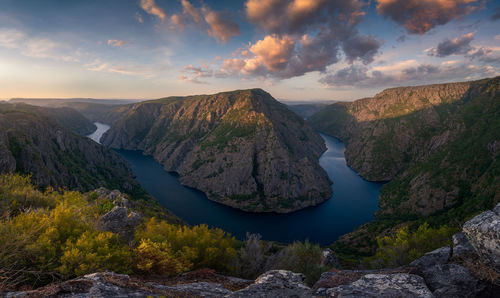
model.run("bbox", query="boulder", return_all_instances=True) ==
[229,270,312,298]
[325,273,434,298]
[452,232,475,259]
[422,264,485,298]
[409,246,451,270]
[100,206,141,242]
[462,204,500,272]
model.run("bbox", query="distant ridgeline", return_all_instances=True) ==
[101,89,332,213]
[309,76,500,254]
[0,103,142,195]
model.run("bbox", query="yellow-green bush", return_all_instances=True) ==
[364,222,457,268]
[59,230,133,277]
[135,218,237,272]
[134,239,191,275]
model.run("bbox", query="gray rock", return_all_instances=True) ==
[229,270,312,298]
[100,206,141,242]
[422,264,485,298]
[5,272,152,298]
[462,206,500,272]
[150,282,233,297]
[409,246,451,270]
[321,248,341,268]
[325,273,434,298]
[452,232,475,259]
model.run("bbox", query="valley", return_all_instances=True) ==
[89,123,381,244]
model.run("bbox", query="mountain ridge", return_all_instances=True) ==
[102,88,332,213]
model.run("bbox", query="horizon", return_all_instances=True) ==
[0,0,499,101]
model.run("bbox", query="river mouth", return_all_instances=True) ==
[88,123,382,245]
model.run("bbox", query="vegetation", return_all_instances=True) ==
[363,223,457,268]
[0,173,329,291]
[230,234,327,286]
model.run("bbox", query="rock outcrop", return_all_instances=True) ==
[100,207,141,242]
[0,104,141,192]
[326,273,434,297]
[462,203,500,272]
[102,89,332,213]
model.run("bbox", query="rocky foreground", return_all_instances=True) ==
[101,89,332,213]
[7,203,500,297]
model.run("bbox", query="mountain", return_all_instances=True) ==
[101,89,332,213]
[309,77,500,252]
[1,103,97,135]
[0,103,141,193]
[286,103,328,119]
[9,98,137,125]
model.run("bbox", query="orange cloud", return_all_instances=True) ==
[250,35,295,71]
[107,40,125,47]
[376,0,480,34]
[139,0,166,21]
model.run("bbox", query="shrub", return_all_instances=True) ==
[364,222,457,268]
[269,240,327,286]
[59,230,132,277]
[231,233,273,279]
[135,218,237,272]
[134,239,191,275]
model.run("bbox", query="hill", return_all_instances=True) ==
[309,77,500,254]
[0,103,140,193]
[101,89,332,213]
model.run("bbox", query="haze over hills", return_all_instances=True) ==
[102,89,332,213]
[309,76,500,253]
[0,103,139,192]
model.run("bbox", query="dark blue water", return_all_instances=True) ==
[115,133,383,245]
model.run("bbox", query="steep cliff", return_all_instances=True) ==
[102,89,332,213]
[0,104,140,192]
[309,77,500,252]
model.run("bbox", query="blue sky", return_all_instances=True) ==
[0,0,499,101]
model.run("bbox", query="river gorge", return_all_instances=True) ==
[88,123,382,245]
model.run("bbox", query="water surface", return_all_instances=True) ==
[89,124,382,245]
[87,122,110,144]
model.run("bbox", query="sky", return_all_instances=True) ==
[0,0,499,101]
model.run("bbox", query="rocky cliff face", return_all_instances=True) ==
[101,89,332,213]
[310,77,499,217]
[0,105,140,192]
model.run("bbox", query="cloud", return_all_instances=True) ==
[139,0,166,21]
[320,60,498,88]
[492,7,500,20]
[107,39,125,47]
[202,8,240,43]
[342,35,381,64]
[84,59,158,77]
[427,32,474,57]
[217,0,380,80]
[0,28,25,49]
[0,28,79,62]
[170,0,239,44]
[376,0,481,35]
[179,64,213,84]
[135,12,144,24]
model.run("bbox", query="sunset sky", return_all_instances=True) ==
[0,0,499,101]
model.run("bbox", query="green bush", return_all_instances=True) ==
[364,222,457,268]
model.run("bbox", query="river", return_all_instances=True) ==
[88,123,382,245]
